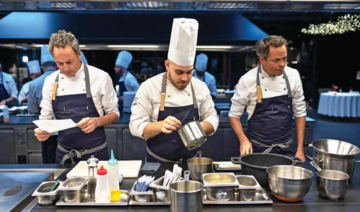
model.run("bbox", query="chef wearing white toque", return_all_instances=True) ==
[130,18,219,163]
[193,53,217,99]
[18,60,41,104]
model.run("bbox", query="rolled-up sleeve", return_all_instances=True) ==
[292,72,306,118]
[101,73,120,118]
[200,89,219,136]
[27,83,40,114]
[229,78,248,118]
[129,83,152,138]
[39,77,54,120]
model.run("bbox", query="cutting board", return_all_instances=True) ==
[66,160,142,178]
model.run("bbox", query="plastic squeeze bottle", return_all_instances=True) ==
[95,165,111,203]
[108,149,121,202]
[3,105,9,123]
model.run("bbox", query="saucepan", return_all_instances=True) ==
[310,161,349,200]
[187,151,213,181]
[178,119,207,150]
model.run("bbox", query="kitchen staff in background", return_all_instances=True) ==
[114,51,139,107]
[193,53,218,99]
[129,18,219,163]
[229,35,306,161]
[0,63,19,107]
[18,60,41,105]
[34,30,119,164]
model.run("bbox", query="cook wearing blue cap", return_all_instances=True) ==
[193,53,217,99]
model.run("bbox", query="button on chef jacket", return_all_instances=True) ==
[0,71,18,100]
[229,65,306,119]
[40,63,119,120]
[129,73,219,139]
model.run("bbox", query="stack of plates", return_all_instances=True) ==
[123,91,137,113]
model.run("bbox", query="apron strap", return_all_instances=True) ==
[146,146,183,163]
[160,73,198,111]
[0,72,3,85]
[53,64,92,100]
[251,139,293,154]
[57,141,107,164]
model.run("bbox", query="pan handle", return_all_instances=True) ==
[306,155,316,162]
[292,157,304,164]
[231,157,242,164]
[310,161,322,172]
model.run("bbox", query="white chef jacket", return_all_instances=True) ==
[117,71,139,96]
[193,71,218,98]
[0,71,18,99]
[40,63,119,120]
[18,81,31,104]
[130,73,219,138]
[229,65,306,120]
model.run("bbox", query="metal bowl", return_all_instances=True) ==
[316,170,349,200]
[267,166,314,202]
[32,181,61,205]
[187,157,213,181]
[310,139,360,158]
[178,120,207,150]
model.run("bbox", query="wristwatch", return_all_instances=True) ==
[4,99,8,104]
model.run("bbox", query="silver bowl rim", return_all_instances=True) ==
[266,165,314,181]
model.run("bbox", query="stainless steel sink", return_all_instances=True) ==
[0,168,66,180]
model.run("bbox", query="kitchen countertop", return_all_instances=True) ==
[6,161,358,212]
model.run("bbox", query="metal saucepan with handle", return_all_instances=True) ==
[310,161,349,201]
[187,151,213,181]
[178,119,207,150]
[308,139,360,180]
[231,153,304,186]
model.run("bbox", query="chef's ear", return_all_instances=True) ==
[259,56,266,64]
[164,60,170,72]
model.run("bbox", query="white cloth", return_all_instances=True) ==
[318,92,360,117]
[27,60,41,74]
[229,65,306,119]
[18,81,31,104]
[168,18,198,66]
[41,45,56,65]
[193,71,217,98]
[40,63,119,120]
[130,73,219,139]
[195,53,208,72]
[116,51,132,69]
[80,51,88,65]
[0,71,18,99]
[117,72,139,96]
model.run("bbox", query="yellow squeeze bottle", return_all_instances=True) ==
[107,150,121,202]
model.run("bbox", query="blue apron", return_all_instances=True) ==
[52,65,108,164]
[247,65,296,156]
[146,73,200,163]
[118,71,128,97]
[0,72,11,102]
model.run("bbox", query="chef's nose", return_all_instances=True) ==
[180,74,189,82]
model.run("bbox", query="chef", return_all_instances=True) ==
[18,60,41,105]
[193,53,217,99]
[34,30,119,164]
[130,18,219,163]
[229,35,306,161]
[0,63,19,107]
[114,50,139,106]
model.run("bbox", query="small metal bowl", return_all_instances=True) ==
[32,181,61,205]
[58,177,87,203]
[236,175,261,201]
[130,181,154,202]
[149,176,171,202]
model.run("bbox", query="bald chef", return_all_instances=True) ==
[193,53,217,99]
[18,60,41,105]
[130,18,219,163]
[34,30,119,164]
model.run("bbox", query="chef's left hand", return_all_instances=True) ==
[295,149,306,161]
[0,100,6,106]
[77,117,98,133]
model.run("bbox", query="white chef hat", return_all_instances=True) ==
[41,45,56,65]
[195,53,208,72]
[81,51,88,65]
[27,60,41,74]
[168,18,199,66]
[115,51,132,69]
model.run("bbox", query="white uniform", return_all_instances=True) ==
[18,81,31,104]
[229,65,306,119]
[130,73,219,138]
[193,71,217,98]
[0,71,18,99]
[40,63,119,120]
[117,72,139,96]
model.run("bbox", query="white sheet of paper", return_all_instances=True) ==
[33,119,77,133]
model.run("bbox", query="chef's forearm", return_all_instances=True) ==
[96,113,118,127]
[142,121,163,139]
[295,116,306,151]
[6,97,16,104]
[229,116,248,143]
[200,121,214,135]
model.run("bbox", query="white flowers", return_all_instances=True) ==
[301,14,360,35]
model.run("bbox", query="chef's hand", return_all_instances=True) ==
[161,116,181,134]
[21,96,28,103]
[295,149,306,161]
[77,117,98,133]
[240,138,253,155]
[34,128,52,141]
[0,100,6,106]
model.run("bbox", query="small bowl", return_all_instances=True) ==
[236,175,261,201]
[32,181,61,205]
[58,177,87,203]
[130,181,153,202]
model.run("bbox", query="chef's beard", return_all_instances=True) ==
[167,71,190,90]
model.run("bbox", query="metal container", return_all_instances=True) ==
[310,162,349,200]
[130,181,154,202]
[170,171,203,212]
[178,120,207,150]
[58,177,87,203]
[202,173,239,201]
[236,175,261,201]
[309,139,360,179]
[231,153,303,186]
[149,176,171,202]
[267,166,313,202]
[187,151,213,181]
[32,181,61,205]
